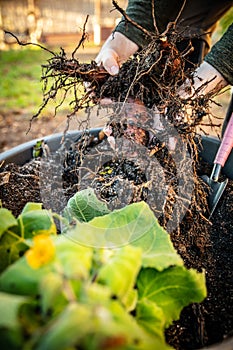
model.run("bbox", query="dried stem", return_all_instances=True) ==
[4,30,55,56]
[72,15,89,59]
[112,0,153,38]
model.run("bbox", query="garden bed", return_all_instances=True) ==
[0,129,232,350]
[1,5,233,347]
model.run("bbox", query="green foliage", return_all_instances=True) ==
[0,48,50,112]
[0,203,56,273]
[0,47,85,115]
[0,189,207,349]
[65,188,110,222]
[137,267,206,328]
[66,195,157,248]
[0,292,28,328]
[0,208,18,236]
[219,7,233,33]
[97,245,142,310]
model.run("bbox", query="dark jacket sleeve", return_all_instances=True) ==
[115,0,232,49]
[114,0,188,47]
[114,0,155,48]
[204,24,233,85]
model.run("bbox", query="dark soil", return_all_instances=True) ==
[166,167,233,349]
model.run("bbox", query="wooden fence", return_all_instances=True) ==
[0,0,127,48]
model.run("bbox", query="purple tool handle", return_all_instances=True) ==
[214,112,233,167]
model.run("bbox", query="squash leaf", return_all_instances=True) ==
[137,267,207,328]
[132,220,183,271]
[97,245,142,309]
[17,207,56,238]
[66,200,156,248]
[0,208,17,238]
[0,236,92,296]
[65,188,110,222]
[0,292,28,329]
[0,203,57,273]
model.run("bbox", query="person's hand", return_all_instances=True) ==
[95,32,139,75]
[174,61,229,124]
[177,61,228,99]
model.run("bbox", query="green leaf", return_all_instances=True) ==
[21,202,43,214]
[17,209,57,238]
[39,272,67,317]
[67,201,155,248]
[136,299,166,341]
[0,236,93,296]
[0,292,28,328]
[65,188,110,222]
[0,208,18,237]
[0,257,52,296]
[137,267,207,327]
[0,204,57,273]
[85,283,112,304]
[132,219,183,271]
[54,236,93,280]
[122,288,138,312]
[35,302,92,350]
[36,300,171,350]
[97,245,142,309]
[0,328,22,350]
[0,232,28,273]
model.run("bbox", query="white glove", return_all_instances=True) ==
[95,32,139,75]
[178,61,228,99]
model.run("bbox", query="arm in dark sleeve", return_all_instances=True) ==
[204,24,233,85]
[114,0,154,48]
[114,0,185,48]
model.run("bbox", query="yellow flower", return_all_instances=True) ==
[26,234,55,269]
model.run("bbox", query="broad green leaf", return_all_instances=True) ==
[66,201,155,248]
[0,292,28,328]
[39,272,67,317]
[0,204,57,272]
[136,299,165,340]
[0,257,52,296]
[0,236,93,296]
[21,202,43,214]
[65,188,110,222]
[85,283,112,304]
[0,232,28,273]
[100,300,173,350]
[122,288,138,312]
[17,209,57,238]
[0,208,18,237]
[137,267,207,327]
[35,302,92,350]
[97,245,142,308]
[101,300,173,350]
[132,220,183,271]
[36,300,171,350]
[54,236,93,279]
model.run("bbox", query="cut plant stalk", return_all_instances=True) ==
[202,112,233,217]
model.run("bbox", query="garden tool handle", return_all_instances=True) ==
[214,112,233,166]
[211,112,233,182]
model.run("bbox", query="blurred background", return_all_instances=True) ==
[0,1,232,152]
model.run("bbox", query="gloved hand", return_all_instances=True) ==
[178,61,228,99]
[95,32,139,75]
[174,61,228,125]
